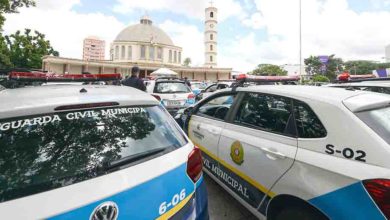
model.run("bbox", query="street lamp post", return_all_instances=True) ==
[299,0,303,84]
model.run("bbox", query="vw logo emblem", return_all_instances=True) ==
[90,201,119,220]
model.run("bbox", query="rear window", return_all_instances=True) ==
[356,106,390,144]
[155,82,191,93]
[0,105,187,203]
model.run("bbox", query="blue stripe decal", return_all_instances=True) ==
[48,163,198,220]
[309,182,384,220]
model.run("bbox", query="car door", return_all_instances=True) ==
[187,93,237,178]
[217,92,298,216]
[201,84,217,99]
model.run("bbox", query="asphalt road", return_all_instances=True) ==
[204,173,258,220]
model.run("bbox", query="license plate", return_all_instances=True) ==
[166,100,182,106]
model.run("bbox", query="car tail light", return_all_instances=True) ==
[187,146,203,183]
[363,179,390,218]
[188,93,195,99]
[151,94,161,101]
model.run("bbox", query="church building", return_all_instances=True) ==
[42,4,232,80]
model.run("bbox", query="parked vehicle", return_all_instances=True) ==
[0,72,208,219]
[178,82,390,220]
[146,77,195,115]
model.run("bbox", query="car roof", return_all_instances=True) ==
[154,80,185,83]
[230,85,370,103]
[334,81,390,87]
[232,85,390,111]
[0,85,158,119]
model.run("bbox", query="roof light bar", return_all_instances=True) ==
[337,72,377,82]
[236,74,300,82]
[9,71,122,82]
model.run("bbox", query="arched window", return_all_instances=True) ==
[210,34,213,40]
[127,46,132,60]
[121,45,125,59]
[210,45,213,51]
[210,56,213,62]
[157,47,163,59]
[210,12,214,18]
[149,46,155,60]
[115,46,119,59]
[169,50,172,62]
[140,45,146,59]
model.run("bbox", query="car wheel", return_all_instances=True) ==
[274,206,328,220]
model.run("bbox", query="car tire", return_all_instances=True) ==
[274,206,328,220]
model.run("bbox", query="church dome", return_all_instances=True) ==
[114,16,174,46]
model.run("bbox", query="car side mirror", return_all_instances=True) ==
[184,106,194,115]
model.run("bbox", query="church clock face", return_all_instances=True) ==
[210,24,214,28]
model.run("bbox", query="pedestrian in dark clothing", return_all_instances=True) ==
[184,77,191,87]
[122,66,146,91]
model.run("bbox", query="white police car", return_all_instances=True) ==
[0,72,208,220]
[181,84,390,220]
[328,80,390,95]
[146,78,195,115]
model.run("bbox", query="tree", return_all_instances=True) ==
[1,29,59,69]
[304,56,322,75]
[0,0,35,29]
[324,55,343,80]
[183,57,191,66]
[251,64,287,76]
[312,74,330,82]
[0,34,11,68]
[304,55,343,80]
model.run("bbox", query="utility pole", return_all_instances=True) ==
[299,0,303,84]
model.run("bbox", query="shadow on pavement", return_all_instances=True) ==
[204,173,259,220]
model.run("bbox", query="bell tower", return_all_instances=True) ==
[204,1,217,68]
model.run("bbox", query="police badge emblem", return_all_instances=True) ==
[230,141,244,165]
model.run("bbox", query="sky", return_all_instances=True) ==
[3,0,390,72]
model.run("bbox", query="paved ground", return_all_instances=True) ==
[204,173,258,220]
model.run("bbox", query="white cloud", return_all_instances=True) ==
[159,20,204,66]
[35,0,81,11]
[3,0,125,59]
[237,0,390,69]
[113,0,244,21]
[370,0,390,9]
[242,12,265,29]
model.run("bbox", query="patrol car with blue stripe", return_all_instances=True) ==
[0,72,208,220]
[179,75,390,220]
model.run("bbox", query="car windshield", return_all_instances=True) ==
[155,82,191,93]
[356,106,390,144]
[0,105,187,203]
[192,83,206,90]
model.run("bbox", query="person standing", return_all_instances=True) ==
[122,66,146,91]
[184,77,191,87]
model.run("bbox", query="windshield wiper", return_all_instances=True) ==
[103,147,167,170]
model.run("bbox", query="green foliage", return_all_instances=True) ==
[304,55,343,80]
[325,55,343,80]
[0,0,35,29]
[0,33,11,68]
[344,60,390,75]
[304,56,322,75]
[183,57,191,66]
[0,29,59,69]
[251,64,287,76]
[312,74,330,82]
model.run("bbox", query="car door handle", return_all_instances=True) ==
[260,147,286,160]
[207,128,219,135]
